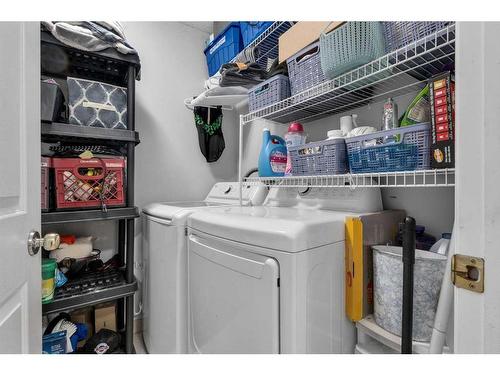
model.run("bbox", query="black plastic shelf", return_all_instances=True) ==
[42,272,137,315]
[42,122,140,144]
[42,206,139,225]
[41,30,141,87]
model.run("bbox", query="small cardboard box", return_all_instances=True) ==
[429,72,455,168]
[278,21,345,63]
[345,210,406,322]
[70,307,94,347]
[94,303,117,333]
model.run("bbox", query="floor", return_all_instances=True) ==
[134,332,147,354]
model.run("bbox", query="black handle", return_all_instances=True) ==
[401,216,416,354]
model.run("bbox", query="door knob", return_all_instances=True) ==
[27,231,60,256]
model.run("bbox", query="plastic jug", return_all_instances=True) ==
[284,122,306,176]
[258,128,287,177]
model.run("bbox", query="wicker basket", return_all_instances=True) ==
[346,123,431,174]
[288,138,348,176]
[287,41,327,96]
[320,22,386,80]
[248,74,290,112]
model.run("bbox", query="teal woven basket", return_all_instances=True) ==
[320,22,386,80]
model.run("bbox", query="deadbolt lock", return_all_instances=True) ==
[451,254,484,293]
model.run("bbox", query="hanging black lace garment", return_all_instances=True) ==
[193,106,225,163]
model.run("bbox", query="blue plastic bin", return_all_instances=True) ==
[240,22,273,46]
[346,123,431,174]
[204,22,243,76]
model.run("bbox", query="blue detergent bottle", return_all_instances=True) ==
[258,128,287,177]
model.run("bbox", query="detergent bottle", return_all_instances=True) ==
[258,128,287,177]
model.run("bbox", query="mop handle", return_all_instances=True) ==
[401,216,416,354]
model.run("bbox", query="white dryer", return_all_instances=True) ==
[142,182,267,353]
[186,187,382,354]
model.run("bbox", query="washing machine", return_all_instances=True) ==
[142,182,267,353]
[186,187,383,354]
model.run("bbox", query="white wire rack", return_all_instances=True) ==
[242,23,455,124]
[232,21,294,68]
[244,169,455,188]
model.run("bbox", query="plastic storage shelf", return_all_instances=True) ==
[42,206,139,225]
[41,122,140,144]
[242,23,455,124]
[41,31,140,87]
[42,271,137,315]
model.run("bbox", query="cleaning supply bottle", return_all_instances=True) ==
[258,128,287,177]
[284,122,306,176]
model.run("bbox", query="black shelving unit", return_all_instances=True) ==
[41,29,141,354]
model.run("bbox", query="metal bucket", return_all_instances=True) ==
[372,245,447,342]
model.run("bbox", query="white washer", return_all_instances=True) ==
[186,187,382,354]
[142,182,267,353]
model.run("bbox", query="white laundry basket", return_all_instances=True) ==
[372,245,447,342]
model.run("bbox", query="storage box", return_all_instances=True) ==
[94,303,117,332]
[204,22,243,76]
[41,80,65,123]
[67,77,128,130]
[278,21,345,63]
[345,210,406,322]
[71,307,94,347]
[240,22,273,46]
[287,41,327,96]
[429,72,455,168]
[53,157,126,210]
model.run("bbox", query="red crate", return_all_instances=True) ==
[41,157,52,212]
[53,157,126,210]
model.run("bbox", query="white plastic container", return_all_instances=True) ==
[372,245,447,342]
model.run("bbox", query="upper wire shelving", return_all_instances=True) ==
[242,23,455,124]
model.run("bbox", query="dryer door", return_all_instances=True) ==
[188,232,280,353]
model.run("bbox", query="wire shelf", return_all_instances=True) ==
[242,23,455,124]
[232,21,294,68]
[245,169,455,188]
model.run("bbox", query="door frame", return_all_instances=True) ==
[454,21,500,353]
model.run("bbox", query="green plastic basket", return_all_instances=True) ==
[320,22,386,80]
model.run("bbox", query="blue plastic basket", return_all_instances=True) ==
[287,41,327,96]
[204,22,243,76]
[288,138,348,176]
[346,123,431,174]
[240,22,273,46]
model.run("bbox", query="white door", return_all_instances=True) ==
[0,22,41,354]
[454,22,500,353]
[188,232,280,353]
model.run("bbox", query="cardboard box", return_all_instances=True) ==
[429,72,455,168]
[94,303,117,333]
[278,21,345,63]
[345,210,406,322]
[70,307,94,347]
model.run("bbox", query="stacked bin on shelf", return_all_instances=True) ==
[204,22,243,77]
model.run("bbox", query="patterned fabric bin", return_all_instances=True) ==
[288,138,348,176]
[346,123,431,174]
[67,77,127,129]
[372,245,447,341]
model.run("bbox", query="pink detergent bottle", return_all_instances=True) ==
[284,122,306,176]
